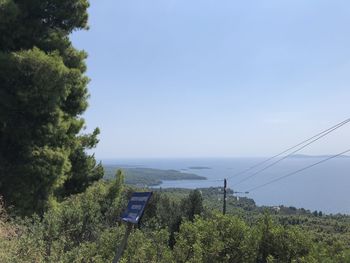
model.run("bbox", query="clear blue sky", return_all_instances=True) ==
[71,0,350,159]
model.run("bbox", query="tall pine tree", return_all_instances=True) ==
[0,0,103,215]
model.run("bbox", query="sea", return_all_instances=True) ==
[102,157,350,215]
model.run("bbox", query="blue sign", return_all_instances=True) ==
[121,192,153,224]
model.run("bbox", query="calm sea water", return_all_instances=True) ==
[102,158,350,214]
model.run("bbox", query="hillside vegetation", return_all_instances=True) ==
[1,171,349,263]
[104,166,206,186]
[1,1,349,262]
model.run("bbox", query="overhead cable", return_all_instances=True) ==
[230,118,350,187]
[228,118,350,180]
[245,148,350,193]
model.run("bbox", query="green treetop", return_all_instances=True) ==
[0,0,103,216]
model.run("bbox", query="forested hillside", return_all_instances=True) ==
[104,166,206,186]
[1,1,349,262]
[1,171,350,262]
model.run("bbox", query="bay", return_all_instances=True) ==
[102,157,350,214]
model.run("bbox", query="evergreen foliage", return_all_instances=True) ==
[1,180,349,262]
[0,0,103,216]
[0,170,125,262]
[0,2,349,262]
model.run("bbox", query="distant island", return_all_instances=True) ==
[291,154,350,159]
[188,166,212,170]
[104,166,206,186]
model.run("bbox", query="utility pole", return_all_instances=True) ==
[223,178,227,215]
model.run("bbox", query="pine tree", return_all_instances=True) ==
[181,189,204,221]
[0,0,103,215]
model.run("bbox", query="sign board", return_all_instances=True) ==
[121,192,153,224]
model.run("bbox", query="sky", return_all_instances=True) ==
[71,0,350,159]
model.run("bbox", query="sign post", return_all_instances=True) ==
[112,192,153,263]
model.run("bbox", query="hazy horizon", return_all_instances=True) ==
[98,154,350,163]
[72,0,350,159]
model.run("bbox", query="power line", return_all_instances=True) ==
[141,119,350,190]
[230,118,350,187]
[245,148,350,193]
[227,118,350,180]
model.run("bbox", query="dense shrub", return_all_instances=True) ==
[1,182,350,262]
